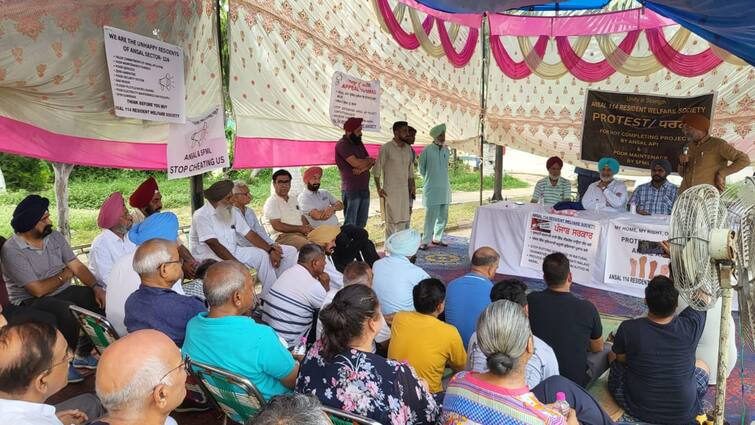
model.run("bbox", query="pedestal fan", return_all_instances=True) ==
[669,178,755,425]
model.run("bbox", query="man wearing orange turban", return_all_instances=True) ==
[678,113,750,193]
[298,166,344,228]
[89,192,136,285]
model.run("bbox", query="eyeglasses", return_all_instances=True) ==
[158,258,184,269]
[275,180,291,185]
[48,350,74,373]
[160,355,190,382]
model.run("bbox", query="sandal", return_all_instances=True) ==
[431,240,448,247]
[419,244,429,250]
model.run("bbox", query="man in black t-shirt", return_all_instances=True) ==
[527,253,606,387]
[608,276,709,424]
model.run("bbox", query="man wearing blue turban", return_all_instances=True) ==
[582,157,628,212]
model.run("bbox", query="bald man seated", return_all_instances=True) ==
[183,261,299,401]
[444,246,500,346]
[92,330,187,425]
[124,239,206,347]
[0,320,104,425]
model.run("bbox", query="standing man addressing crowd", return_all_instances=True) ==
[335,117,374,228]
[678,113,749,193]
[374,121,416,238]
[418,123,451,250]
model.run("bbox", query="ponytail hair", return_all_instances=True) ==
[319,284,380,360]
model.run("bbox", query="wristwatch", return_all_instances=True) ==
[266,246,274,253]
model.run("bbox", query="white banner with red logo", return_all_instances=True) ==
[521,211,601,284]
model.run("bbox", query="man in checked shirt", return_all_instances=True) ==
[630,159,677,215]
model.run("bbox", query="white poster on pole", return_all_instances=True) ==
[103,26,186,123]
[603,217,671,297]
[329,71,381,131]
[167,106,228,179]
[521,211,601,284]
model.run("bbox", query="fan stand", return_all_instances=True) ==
[713,262,733,425]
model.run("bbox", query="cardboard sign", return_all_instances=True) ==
[104,26,186,123]
[167,106,228,179]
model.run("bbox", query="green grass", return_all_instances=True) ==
[0,165,527,246]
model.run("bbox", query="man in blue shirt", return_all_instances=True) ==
[124,239,206,346]
[183,261,299,401]
[629,159,678,215]
[444,247,499,345]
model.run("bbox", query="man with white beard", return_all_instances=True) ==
[190,180,290,297]
[581,157,628,212]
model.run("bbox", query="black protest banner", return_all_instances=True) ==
[580,90,714,170]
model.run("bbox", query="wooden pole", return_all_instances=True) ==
[492,145,503,201]
[51,162,74,241]
[478,14,490,206]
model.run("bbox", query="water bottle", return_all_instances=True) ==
[630,203,637,214]
[554,392,570,416]
[538,194,545,207]
[292,336,307,357]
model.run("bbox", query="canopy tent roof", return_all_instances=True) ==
[640,0,755,68]
[0,0,752,170]
[0,0,222,169]
[408,0,611,13]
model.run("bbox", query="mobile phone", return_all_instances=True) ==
[637,240,665,255]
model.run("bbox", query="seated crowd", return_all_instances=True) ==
[2,115,741,425]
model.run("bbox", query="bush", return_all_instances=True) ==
[0,154,52,191]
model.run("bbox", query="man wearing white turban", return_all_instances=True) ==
[371,229,430,316]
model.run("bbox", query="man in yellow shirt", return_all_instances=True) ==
[388,278,466,395]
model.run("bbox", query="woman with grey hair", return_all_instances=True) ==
[247,393,330,425]
[442,300,615,425]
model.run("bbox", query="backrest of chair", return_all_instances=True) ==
[68,305,120,354]
[188,359,265,424]
[321,406,381,425]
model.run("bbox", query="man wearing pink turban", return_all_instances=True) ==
[89,192,136,286]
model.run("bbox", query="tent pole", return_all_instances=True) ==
[478,14,490,206]
[190,176,204,213]
[51,162,74,242]
[492,146,503,201]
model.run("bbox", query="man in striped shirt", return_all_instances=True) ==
[630,159,678,215]
[531,156,573,205]
[262,244,329,347]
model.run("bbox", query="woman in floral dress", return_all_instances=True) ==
[296,284,439,424]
